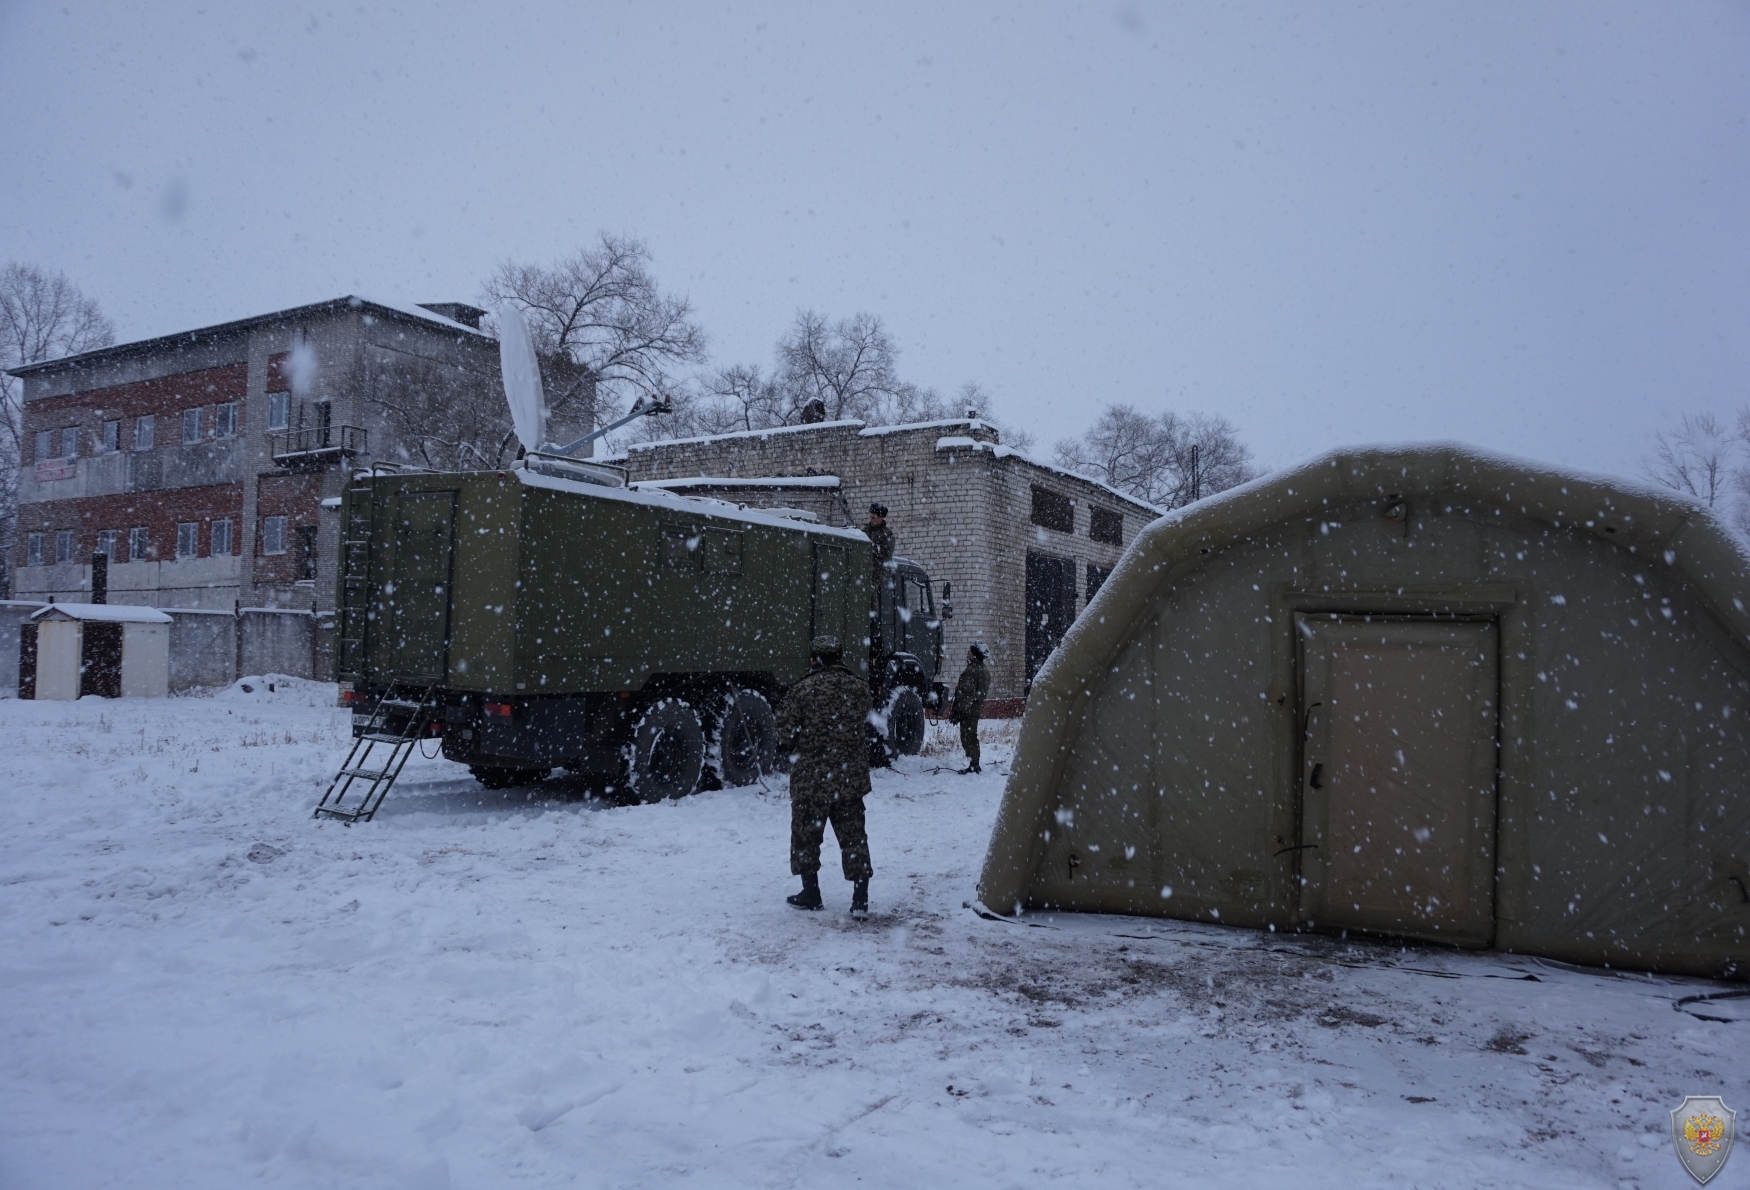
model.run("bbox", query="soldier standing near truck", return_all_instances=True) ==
[864,504,894,572]
[777,635,875,915]
[951,641,990,774]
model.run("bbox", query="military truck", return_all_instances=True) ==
[325,457,945,809]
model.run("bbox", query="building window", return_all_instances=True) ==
[61,426,78,460]
[177,522,200,559]
[102,420,121,453]
[262,515,288,555]
[97,530,119,561]
[34,429,51,462]
[26,533,43,567]
[1089,506,1123,546]
[267,391,290,431]
[214,402,237,438]
[129,526,150,561]
[182,407,202,444]
[212,519,233,557]
[1030,485,1074,534]
[55,530,74,564]
[297,525,319,580]
[1086,563,1112,603]
[135,414,155,451]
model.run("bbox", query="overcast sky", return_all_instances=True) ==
[2,1,1745,479]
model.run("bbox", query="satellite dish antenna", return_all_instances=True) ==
[497,303,547,454]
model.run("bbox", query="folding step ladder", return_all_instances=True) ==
[313,682,439,823]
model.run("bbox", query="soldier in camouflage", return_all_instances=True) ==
[864,504,894,573]
[777,635,875,914]
[951,641,990,774]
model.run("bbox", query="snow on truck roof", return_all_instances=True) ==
[513,466,870,542]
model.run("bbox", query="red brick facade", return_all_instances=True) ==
[253,472,325,583]
[16,484,245,564]
[21,363,248,461]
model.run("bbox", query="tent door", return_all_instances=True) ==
[80,622,124,698]
[1296,616,1499,947]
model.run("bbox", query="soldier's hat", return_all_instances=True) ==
[969,640,989,659]
[810,634,843,658]
[868,503,888,518]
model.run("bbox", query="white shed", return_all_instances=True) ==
[22,603,173,700]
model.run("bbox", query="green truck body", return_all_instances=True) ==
[335,462,943,797]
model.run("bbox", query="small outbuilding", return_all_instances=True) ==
[979,445,1750,979]
[21,603,172,700]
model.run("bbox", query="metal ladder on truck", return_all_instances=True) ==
[313,681,440,823]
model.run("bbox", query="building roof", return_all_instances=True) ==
[6,295,491,380]
[31,602,173,623]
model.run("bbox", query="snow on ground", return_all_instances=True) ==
[1,683,1747,1189]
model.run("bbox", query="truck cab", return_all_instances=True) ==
[870,556,946,757]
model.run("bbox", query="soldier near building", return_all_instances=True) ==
[864,503,894,573]
[951,642,991,774]
[776,635,875,914]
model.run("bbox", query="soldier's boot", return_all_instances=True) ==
[787,871,824,911]
[850,879,870,917]
[959,760,981,775]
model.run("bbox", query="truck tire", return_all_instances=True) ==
[470,766,550,790]
[629,698,705,802]
[884,686,927,756]
[715,689,778,786]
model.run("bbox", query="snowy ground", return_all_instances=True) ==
[1,682,1747,1190]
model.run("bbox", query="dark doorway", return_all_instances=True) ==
[80,622,123,698]
[296,525,319,581]
[1025,552,1077,687]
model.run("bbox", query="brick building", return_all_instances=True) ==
[7,296,502,670]
[616,419,1161,710]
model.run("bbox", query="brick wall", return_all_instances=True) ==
[14,483,244,565]
[21,362,248,462]
[253,472,326,586]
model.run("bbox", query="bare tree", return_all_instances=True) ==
[482,234,707,448]
[0,264,115,593]
[776,311,906,423]
[1645,412,1735,507]
[356,348,514,472]
[1053,403,1256,509]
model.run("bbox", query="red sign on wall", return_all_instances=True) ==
[34,459,75,482]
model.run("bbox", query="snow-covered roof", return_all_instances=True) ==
[858,418,993,438]
[31,603,172,623]
[624,420,865,453]
[632,475,841,490]
[935,436,1164,517]
[7,295,490,379]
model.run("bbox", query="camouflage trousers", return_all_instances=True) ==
[790,793,874,880]
[959,717,981,765]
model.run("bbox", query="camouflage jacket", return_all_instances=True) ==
[864,522,895,570]
[777,663,873,801]
[952,658,989,723]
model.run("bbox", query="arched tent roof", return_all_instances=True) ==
[979,444,1750,978]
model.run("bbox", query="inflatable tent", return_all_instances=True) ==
[979,446,1750,978]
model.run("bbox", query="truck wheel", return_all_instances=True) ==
[716,689,778,786]
[884,686,927,756]
[471,766,516,789]
[629,698,705,802]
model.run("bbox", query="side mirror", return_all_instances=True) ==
[941,580,954,619]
